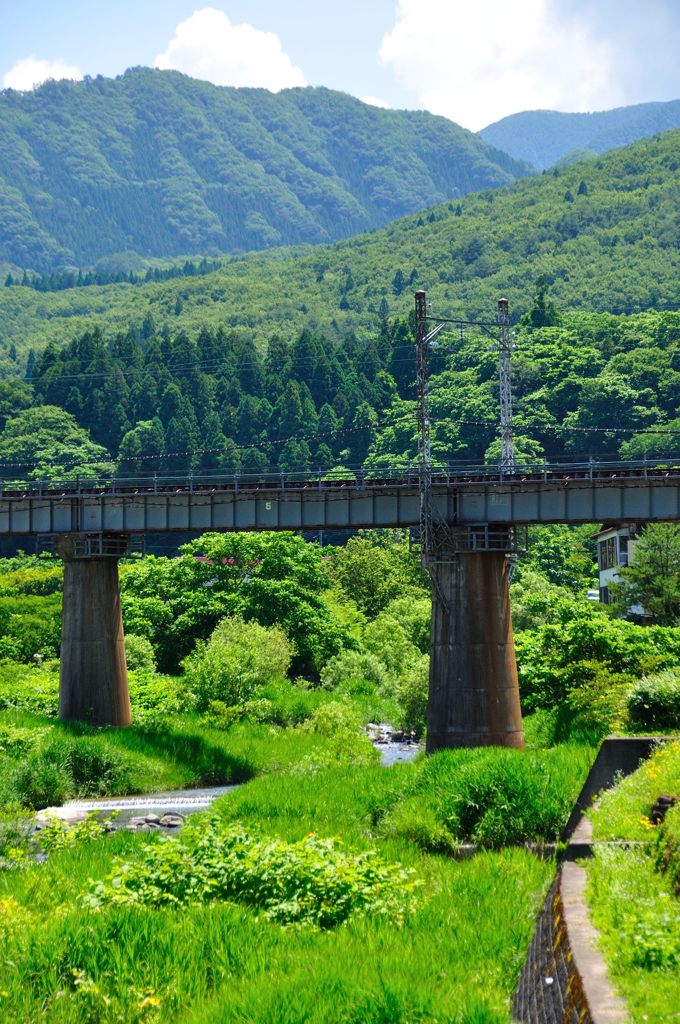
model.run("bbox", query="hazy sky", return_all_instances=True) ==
[2,1,680,130]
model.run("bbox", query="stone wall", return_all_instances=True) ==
[513,864,628,1024]
[513,875,591,1024]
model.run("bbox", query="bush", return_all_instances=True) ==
[515,609,680,713]
[394,655,429,738]
[0,803,33,863]
[124,634,157,672]
[362,617,420,679]
[563,661,632,738]
[0,723,47,759]
[127,670,185,716]
[300,698,363,739]
[627,669,680,730]
[87,816,422,928]
[0,593,61,661]
[36,812,110,853]
[416,746,592,848]
[380,796,457,854]
[319,650,388,692]
[657,803,680,895]
[0,664,59,716]
[7,736,133,808]
[183,617,293,712]
[442,754,566,847]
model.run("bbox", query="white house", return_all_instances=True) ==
[593,523,644,613]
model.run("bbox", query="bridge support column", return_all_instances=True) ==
[57,535,131,726]
[426,551,524,751]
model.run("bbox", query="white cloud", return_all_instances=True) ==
[361,96,391,108]
[154,7,306,92]
[3,55,82,91]
[380,0,623,130]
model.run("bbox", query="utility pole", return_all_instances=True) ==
[415,289,447,563]
[415,290,432,559]
[497,297,514,473]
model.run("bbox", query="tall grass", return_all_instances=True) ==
[586,741,680,1023]
[0,828,550,1023]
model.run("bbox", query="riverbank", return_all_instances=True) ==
[0,712,595,1022]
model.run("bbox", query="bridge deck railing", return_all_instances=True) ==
[0,458,678,499]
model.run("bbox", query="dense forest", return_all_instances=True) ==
[0,68,530,274]
[480,98,680,170]
[0,300,676,482]
[1,125,679,371]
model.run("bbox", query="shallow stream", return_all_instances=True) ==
[40,737,422,828]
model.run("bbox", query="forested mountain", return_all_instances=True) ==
[0,126,679,483]
[479,99,680,170]
[0,67,530,274]
[2,300,679,485]
[2,126,679,363]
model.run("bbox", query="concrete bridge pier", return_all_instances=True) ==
[57,534,131,727]
[426,548,524,751]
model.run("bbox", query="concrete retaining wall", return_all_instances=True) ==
[513,864,627,1024]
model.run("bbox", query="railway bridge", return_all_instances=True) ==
[4,460,679,749]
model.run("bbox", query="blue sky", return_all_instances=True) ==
[3,1,680,130]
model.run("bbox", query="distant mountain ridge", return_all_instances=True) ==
[479,99,680,169]
[0,67,531,273]
[2,125,680,369]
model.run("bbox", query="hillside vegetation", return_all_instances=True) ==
[0,67,529,274]
[1,125,679,369]
[480,99,680,169]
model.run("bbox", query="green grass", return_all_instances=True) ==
[0,687,599,1022]
[0,723,597,1022]
[0,709,373,808]
[0,805,552,1023]
[590,740,680,841]
[586,741,680,1023]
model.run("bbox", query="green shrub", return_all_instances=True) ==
[0,723,47,758]
[36,812,111,853]
[6,755,71,809]
[0,664,59,716]
[86,816,422,928]
[7,736,133,808]
[258,679,330,726]
[413,746,592,848]
[295,699,379,771]
[299,698,363,739]
[657,803,680,895]
[394,655,429,737]
[380,796,457,854]
[124,634,157,672]
[627,669,680,730]
[183,617,292,712]
[362,617,420,679]
[0,593,62,661]
[319,649,388,691]
[0,803,33,863]
[516,609,680,713]
[127,670,185,716]
[563,661,632,738]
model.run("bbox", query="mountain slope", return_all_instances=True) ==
[1,126,679,365]
[0,67,530,273]
[480,100,680,170]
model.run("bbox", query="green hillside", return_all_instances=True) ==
[480,99,680,170]
[1,126,679,366]
[0,128,678,482]
[0,67,529,274]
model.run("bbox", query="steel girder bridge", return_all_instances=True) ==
[4,459,679,747]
